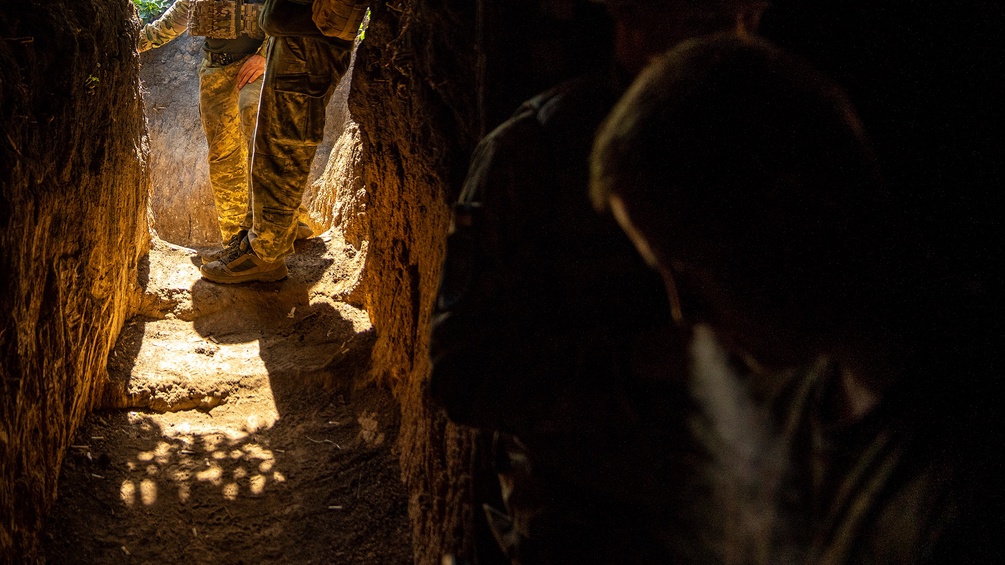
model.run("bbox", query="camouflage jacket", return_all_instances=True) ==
[138,0,268,56]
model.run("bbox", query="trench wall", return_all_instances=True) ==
[0,1,150,560]
[346,4,480,560]
[343,2,610,561]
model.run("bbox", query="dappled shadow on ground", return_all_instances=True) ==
[44,385,409,564]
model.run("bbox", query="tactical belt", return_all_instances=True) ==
[206,51,242,66]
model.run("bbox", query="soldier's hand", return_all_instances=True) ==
[236,54,266,90]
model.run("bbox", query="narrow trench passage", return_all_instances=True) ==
[32,23,411,562]
[40,235,412,563]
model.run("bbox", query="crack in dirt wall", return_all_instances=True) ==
[0,1,151,560]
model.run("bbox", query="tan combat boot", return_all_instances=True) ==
[200,236,287,284]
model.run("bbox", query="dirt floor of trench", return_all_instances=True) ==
[41,233,412,564]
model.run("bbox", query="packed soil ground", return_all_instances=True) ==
[41,234,412,564]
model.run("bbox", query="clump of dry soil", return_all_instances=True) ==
[41,234,412,564]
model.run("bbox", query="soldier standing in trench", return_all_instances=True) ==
[138,0,313,252]
[199,0,366,283]
[427,1,767,562]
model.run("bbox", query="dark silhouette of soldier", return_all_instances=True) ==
[591,33,1001,563]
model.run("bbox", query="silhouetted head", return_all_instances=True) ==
[591,35,905,379]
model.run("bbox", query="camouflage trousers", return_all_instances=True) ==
[248,35,353,262]
[198,55,263,241]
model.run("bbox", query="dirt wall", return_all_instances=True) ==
[341,1,611,561]
[140,33,219,247]
[0,1,150,560]
[344,3,481,561]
